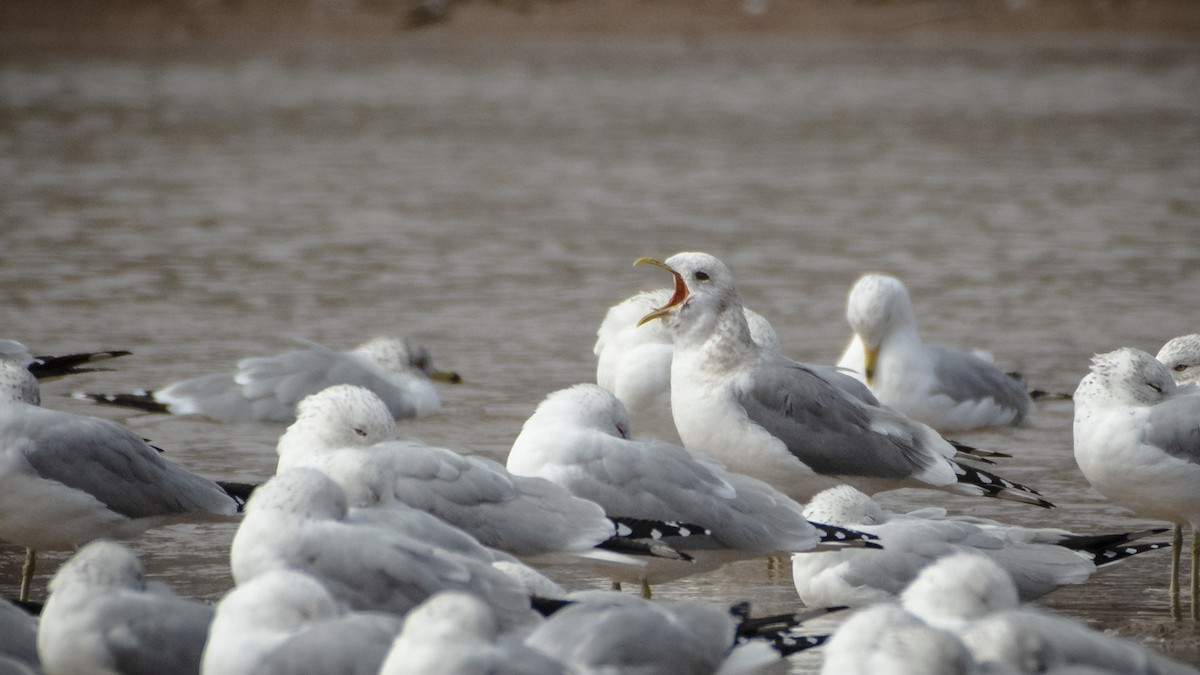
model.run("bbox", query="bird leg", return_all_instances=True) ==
[1171,524,1182,621]
[611,580,622,592]
[19,548,36,602]
[1191,527,1198,621]
[640,579,652,599]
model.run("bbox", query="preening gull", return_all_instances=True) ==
[508,384,876,594]
[0,339,130,381]
[1073,347,1200,620]
[229,467,537,630]
[76,336,460,424]
[836,273,1033,431]
[900,553,1198,674]
[633,252,1051,506]
[594,289,781,443]
[379,591,565,675]
[792,485,1166,607]
[0,362,242,601]
[202,569,404,675]
[275,384,673,565]
[37,540,214,675]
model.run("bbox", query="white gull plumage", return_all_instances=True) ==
[229,467,538,630]
[201,569,404,675]
[275,384,639,563]
[633,252,1050,506]
[837,273,1033,431]
[594,289,780,443]
[77,336,459,424]
[0,362,241,601]
[792,484,1164,608]
[900,553,1197,674]
[37,540,214,675]
[1073,346,1200,620]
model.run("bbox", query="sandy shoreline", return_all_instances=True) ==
[2,0,1199,53]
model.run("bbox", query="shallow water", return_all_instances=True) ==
[1,35,1199,669]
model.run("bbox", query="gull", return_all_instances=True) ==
[0,339,131,381]
[229,467,539,630]
[1157,334,1200,388]
[276,384,684,565]
[1073,347,1200,620]
[900,553,1198,674]
[508,383,877,594]
[522,590,828,675]
[633,252,1052,506]
[37,539,214,675]
[594,289,781,443]
[0,598,39,675]
[837,273,1033,431]
[818,603,975,675]
[76,336,461,424]
[792,484,1166,608]
[202,569,405,675]
[379,591,565,675]
[0,362,244,601]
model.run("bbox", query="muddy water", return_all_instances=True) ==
[1,35,1198,669]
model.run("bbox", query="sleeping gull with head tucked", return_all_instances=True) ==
[0,362,243,601]
[202,569,405,675]
[275,384,684,568]
[633,252,1051,507]
[900,553,1198,674]
[836,273,1033,431]
[792,484,1165,608]
[37,540,214,675]
[76,336,460,424]
[229,467,539,630]
[1074,346,1200,620]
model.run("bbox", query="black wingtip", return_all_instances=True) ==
[28,350,133,379]
[951,460,1056,509]
[73,390,171,414]
[216,481,258,513]
[1091,541,1172,567]
[811,522,881,549]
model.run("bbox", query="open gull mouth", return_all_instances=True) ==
[633,257,689,326]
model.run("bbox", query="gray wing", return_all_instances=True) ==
[734,354,942,479]
[9,405,237,518]
[155,373,259,422]
[373,443,615,556]
[928,345,1033,418]
[236,345,416,422]
[1143,395,1200,465]
[102,595,214,675]
[257,613,405,675]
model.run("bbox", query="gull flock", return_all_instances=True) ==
[1,251,1198,675]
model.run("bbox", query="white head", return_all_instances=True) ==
[214,569,342,631]
[400,591,499,642]
[1077,347,1177,407]
[900,553,1020,630]
[355,337,461,383]
[1156,334,1200,386]
[284,384,398,453]
[845,274,918,384]
[634,252,752,349]
[820,604,975,675]
[246,468,350,521]
[524,383,633,440]
[49,539,145,594]
[0,361,40,405]
[803,485,888,526]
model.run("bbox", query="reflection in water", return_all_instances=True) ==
[1,36,1198,670]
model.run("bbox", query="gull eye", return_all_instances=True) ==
[354,427,368,437]
[694,271,710,282]
[1174,364,1189,372]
